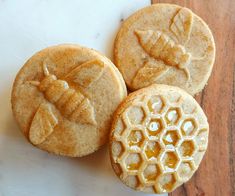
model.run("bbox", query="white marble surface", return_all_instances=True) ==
[0,0,167,196]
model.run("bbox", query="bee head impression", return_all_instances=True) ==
[29,63,59,92]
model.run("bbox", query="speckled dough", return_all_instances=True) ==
[114,4,215,95]
[109,84,209,193]
[12,44,127,157]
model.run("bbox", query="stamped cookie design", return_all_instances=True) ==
[114,4,215,95]
[12,44,127,157]
[110,84,209,193]
[27,59,104,145]
[134,8,194,81]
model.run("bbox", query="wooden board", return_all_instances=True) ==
[151,0,235,195]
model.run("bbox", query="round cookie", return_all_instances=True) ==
[109,84,209,193]
[12,44,127,157]
[114,4,215,95]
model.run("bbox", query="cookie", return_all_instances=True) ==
[11,44,127,157]
[114,4,215,95]
[109,84,209,193]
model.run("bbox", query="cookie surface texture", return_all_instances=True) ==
[114,3,215,95]
[12,44,127,157]
[109,84,209,193]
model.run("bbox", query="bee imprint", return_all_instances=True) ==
[133,8,195,86]
[135,30,191,80]
[27,59,105,145]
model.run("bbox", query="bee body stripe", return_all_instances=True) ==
[135,30,192,70]
[56,88,75,110]
[45,80,69,103]
[62,91,84,117]
[69,98,96,124]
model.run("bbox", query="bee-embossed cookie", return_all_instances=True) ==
[114,4,215,95]
[110,84,209,193]
[12,44,127,157]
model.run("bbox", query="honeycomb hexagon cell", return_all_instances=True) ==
[162,151,179,171]
[128,130,144,148]
[163,130,181,147]
[159,173,176,192]
[112,141,124,159]
[125,153,142,171]
[179,140,196,158]
[195,129,208,151]
[113,118,125,137]
[165,108,181,125]
[142,186,156,193]
[181,119,197,136]
[147,95,165,114]
[143,164,161,183]
[145,141,161,160]
[182,99,197,114]
[147,118,164,136]
[110,84,209,194]
[125,105,145,125]
[112,163,122,176]
[177,161,194,181]
[124,175,140,189]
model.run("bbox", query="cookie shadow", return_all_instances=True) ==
[72,144,114,177]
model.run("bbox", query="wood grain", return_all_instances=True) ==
[151,0,235,195]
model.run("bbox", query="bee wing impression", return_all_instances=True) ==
[64,59,105,88]
[29,102,58,145]
[61,59,105,125]
[135,10,193,81]
[170,7,193,45]
[132,61,170,89]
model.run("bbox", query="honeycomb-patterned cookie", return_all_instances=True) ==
[109,84,209,193]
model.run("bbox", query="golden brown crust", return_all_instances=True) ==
[12,44,127,157]
[113,4,215,95]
